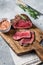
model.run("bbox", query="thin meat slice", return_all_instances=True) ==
[13,19,32,29]
[13,30,31,40]
[19,32,35,46]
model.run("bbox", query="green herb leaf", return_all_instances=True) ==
[18,4,42,19]
[20,15,27,20]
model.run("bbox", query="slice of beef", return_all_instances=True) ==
[13,30,31,40]
[13,19,32,29]
[11,14,32,29]
[19,31,35,46]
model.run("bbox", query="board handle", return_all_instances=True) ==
[33,41,43,61]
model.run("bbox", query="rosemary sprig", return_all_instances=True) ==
[18,4,43,19]
[20,15,27,20]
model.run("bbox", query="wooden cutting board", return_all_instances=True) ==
[0,26,43,61]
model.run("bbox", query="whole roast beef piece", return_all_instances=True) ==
[13,30,31,40]
[19,31,35,46]
[11,14,32,29]
[13,19,32,29]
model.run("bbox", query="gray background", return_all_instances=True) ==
[0,36,15,65]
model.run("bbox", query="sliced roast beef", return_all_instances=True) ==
[13,30,31,40]
[13,19,32,29]
[11,14,32,29]
[19,32,35,46]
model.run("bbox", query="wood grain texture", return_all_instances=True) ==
[0,27,43,61]
[33,41,43,61]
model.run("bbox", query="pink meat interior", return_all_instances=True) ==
[19,32,35,46]
[13,30,31,40]
[13,19,32,29]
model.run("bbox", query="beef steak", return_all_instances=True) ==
[19,31,35,46]
[13,19,32,29]
[11,14,32,29]
[13,30,31,40]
